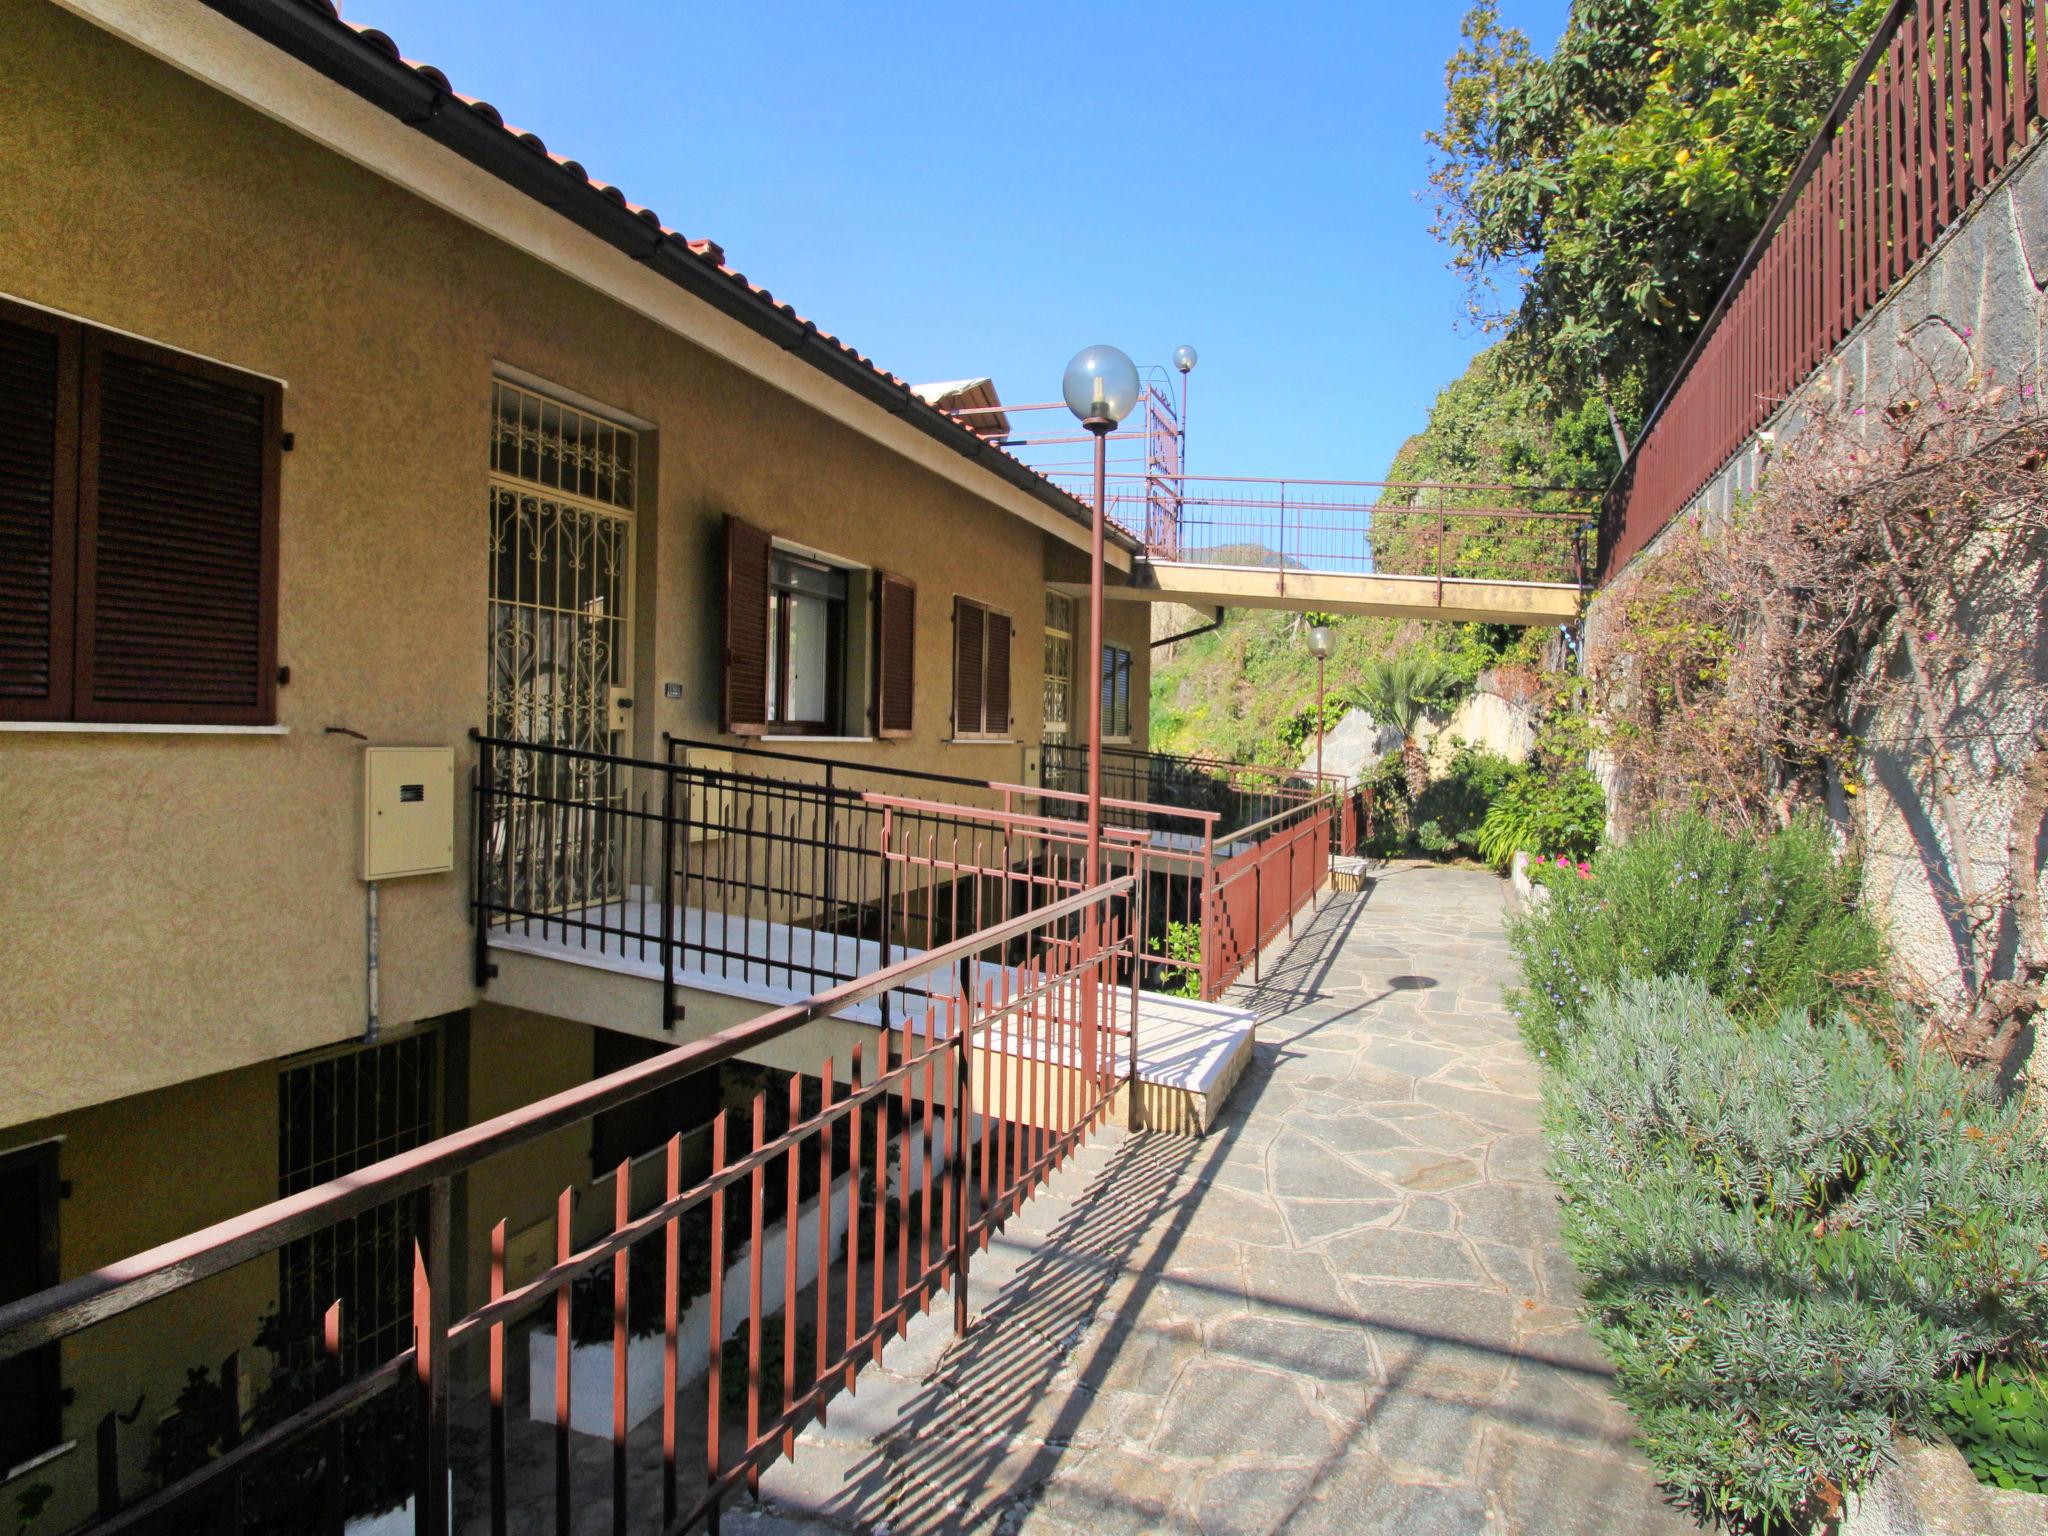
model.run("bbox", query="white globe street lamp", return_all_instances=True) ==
[1061,345,1141,430]
[1307,623,1335,784]
[1063,343,1139,1122]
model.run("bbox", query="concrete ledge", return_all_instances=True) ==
[1111,996,1257,1136]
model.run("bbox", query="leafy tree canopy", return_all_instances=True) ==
[1428,0,1885,434]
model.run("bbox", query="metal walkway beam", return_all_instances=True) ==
[1112,560,1582,628]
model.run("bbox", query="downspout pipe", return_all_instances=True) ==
[364,881,381,1044]
[1150,607,1225,649]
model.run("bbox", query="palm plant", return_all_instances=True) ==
[1343,653,1455,802]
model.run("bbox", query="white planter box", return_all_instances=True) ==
[1509,850,1551,908]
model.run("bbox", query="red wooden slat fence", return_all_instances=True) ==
[1601,0,2047,578]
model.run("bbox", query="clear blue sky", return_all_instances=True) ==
[344,0,1571,484]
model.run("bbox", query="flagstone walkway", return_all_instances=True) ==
[745,864,1698,1535]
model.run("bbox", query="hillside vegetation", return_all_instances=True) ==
[1155,0,1887,772]
[1150,342,1592,766]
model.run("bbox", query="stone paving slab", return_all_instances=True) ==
[745,864,1699,1534]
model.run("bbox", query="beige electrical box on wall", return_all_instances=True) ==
[362,747,455,880]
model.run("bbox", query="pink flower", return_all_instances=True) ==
[1578,862,1593,878]
[1555,855,1571,868]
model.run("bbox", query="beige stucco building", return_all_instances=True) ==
[0,0,1156,1522]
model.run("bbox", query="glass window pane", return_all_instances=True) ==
[786,592,830,723]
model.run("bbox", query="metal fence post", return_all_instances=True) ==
[1252,863,1263,984]
[472,735,493,988]
[414,1176,452,1536]
[1126,878,1143,1132]
[659,761,677,1032]
[824,762,838,921]
[1198,822,1216,1001]
[217,1351,243,1536]
[954,955,974,1335]
[879,808,894,1029]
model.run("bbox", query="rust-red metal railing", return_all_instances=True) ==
[0,882,1136,1536]
[1047,471,1595,588]
[1602,0,2048,577]
[1201,798,1337,997]
[1038,740,1341,839]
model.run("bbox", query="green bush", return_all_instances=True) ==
[1411,741,1524,855]
[1150,919,1204,998]
[1546,974,2048,1531]
[1363,741,1526,860]
[1360,748,1411,856]
[1509,814,1885,1063]
[1476,766,1605,870]
[1935,1355,2048,1493]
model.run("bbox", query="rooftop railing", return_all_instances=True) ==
[0,884,1138,1536]
[1601,0,2048,577]
[1045,471,1596,590]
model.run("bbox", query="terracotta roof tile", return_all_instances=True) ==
[271,1,1108,536]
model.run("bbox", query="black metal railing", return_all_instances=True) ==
[1037,742,1337,840]
[475,735,1169,1029]
[474,734,1370,1019]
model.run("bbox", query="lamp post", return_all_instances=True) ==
[1307,622,1334,785]
[1172,346,1196,557]
[1062,344,1139,1119]
[1061,345,1141,897]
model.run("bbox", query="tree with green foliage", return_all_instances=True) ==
[1428,0,1885,441]
[1343,653,1458,801]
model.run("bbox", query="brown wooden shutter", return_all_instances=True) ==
[722,514,772,734]
[873,571,915,738]
[0,303,79,721]
[952,597,984,738]
[75,334,279,725]
[984,609,1012,737]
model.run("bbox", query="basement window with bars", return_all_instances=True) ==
[1100,643,1132,741]
[277,1032,439,1375]
[952,596,1013,740]
[0,296,281,725]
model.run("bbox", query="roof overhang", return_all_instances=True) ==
[51,0,1133,570]
[911,379,1011,438]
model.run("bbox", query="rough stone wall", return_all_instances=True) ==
[1590,132,2048,1008]
[1301,681,1536,780]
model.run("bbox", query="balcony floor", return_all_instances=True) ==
[485,897,1256,1115]
[737,865,1698,1535]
